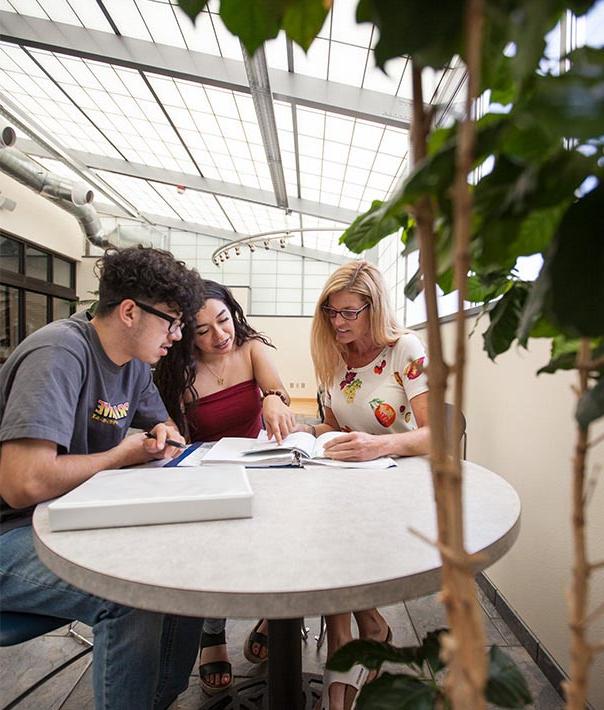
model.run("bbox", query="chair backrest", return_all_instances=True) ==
[444,402,467,459]
[316,387,325,423]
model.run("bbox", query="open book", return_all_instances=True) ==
[198,431,396,469]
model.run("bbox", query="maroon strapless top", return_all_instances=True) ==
[185,379,263,442]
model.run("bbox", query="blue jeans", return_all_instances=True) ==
[0,526,203,709]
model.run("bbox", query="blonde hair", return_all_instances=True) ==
[310,260,404,389]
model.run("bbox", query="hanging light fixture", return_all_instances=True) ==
[210,227,342,264]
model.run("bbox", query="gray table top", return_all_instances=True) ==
[33,458,520,619]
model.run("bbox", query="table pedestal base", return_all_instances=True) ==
[199,672,322,709]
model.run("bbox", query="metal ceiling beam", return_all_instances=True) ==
[17,138,357,224]
[240,44,288,209]
[0,12,414,129]
[97,203,349,265]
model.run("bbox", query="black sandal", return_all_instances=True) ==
[199,630,232,696]
[243,619,269,664]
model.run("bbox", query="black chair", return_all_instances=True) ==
[0,612,92,710]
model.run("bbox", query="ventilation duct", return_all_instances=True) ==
[0,125,115,249]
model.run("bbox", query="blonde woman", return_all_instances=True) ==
[307,260,430,710]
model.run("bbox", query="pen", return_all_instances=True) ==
[144,431,187,449]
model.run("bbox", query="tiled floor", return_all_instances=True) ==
[0,586,564,709]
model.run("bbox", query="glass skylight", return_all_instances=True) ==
[0,0,431,257]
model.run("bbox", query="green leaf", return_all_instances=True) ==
[176,0,209,23]
[499,120,561,164]
[481,7,517,105]
[356,672,441,710]
[437,267,455,296]
[528,316,559,340]
[400,221,418,255]
[507,2,559,83]
[340,200,409,253]
[220,0,282,56]
[417,629,446,674]
[466,273,512,303]
[526,46,604,142]
[404,268,423,301]
[536,334,600,374]
[537,335,579,374]
[476,203,568,271]
[486,646,533,707]
[483,283,530,359]
[282,0,329,51]
[356,0,464,69]
[326,629,447,676]
[548,184,604,337]
[577,378,604,429]
[326,639,421,673]
[513,203,568,256]
[401,115,507,209]
[516,253,552,347]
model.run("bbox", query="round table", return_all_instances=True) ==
[33,458,521,709]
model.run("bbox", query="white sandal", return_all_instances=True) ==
[320,664,369,709]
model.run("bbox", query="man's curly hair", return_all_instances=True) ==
[94,245,204,323]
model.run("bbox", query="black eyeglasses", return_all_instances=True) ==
[321,303,369,321]
[132,300,184,334]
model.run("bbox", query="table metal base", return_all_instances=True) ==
[200,618,322,710]
[199,673,322,709]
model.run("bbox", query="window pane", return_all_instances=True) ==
[0,236,20,273]
[26,247,49,281]
[53,298,74,321]
[53,256,73,288]
[0,285,19,363]
[25,292,48,337]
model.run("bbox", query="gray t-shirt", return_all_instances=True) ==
[0,311,168,531]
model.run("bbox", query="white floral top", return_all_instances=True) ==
[324,334,429,435]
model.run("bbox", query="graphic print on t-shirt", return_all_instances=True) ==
[91,399,130,426]
[340,370,362,403]
[403,356,425,380]
[369,398,396,428]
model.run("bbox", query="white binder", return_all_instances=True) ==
[48,465,253,531]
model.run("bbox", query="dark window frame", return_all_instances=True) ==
[0,230,77,357]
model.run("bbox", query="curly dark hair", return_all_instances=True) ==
[154,280,273,438]
[94,246,204,323]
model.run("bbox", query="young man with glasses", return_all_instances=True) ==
[0,246,205,709]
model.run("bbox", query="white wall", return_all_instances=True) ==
[248,315,316,397]
[417,316,604,708]
[0,172,83,261]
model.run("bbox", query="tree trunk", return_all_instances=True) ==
[411,0,488,706]
[565,338,592,709]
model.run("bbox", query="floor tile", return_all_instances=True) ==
[3,599,564,709]
[405,592,507,646]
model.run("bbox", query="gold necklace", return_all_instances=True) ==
[202,359,226,385]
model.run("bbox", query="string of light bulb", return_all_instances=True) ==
[210,227,344,266]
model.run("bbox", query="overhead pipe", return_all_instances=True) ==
[0,124,114,249]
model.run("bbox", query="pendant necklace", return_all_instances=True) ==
[203,359,226,386]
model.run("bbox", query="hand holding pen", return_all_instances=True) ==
[144,431,187,449]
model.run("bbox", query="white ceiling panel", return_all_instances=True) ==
[0,0,461,257]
